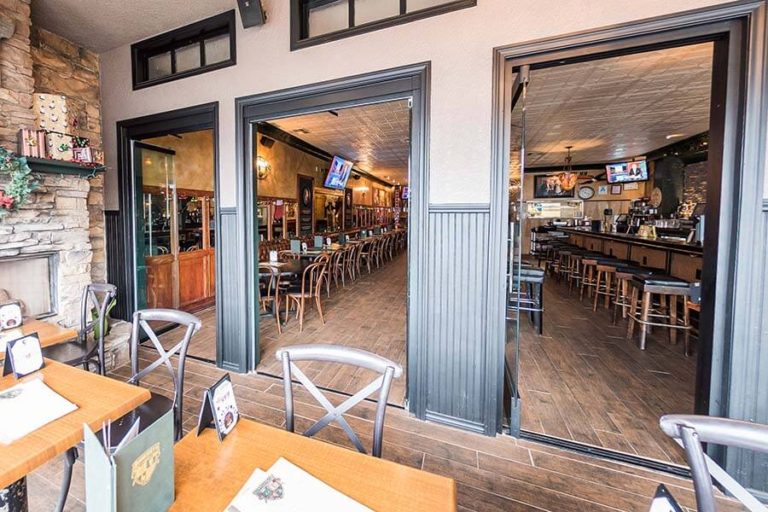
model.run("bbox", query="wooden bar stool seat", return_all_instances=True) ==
[626,275,692,350]
[591,259,633,311]
[612,266,661,323]
[579,254,615,302]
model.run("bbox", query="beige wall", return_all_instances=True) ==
[99,0,732,209]
[143,130,215,192]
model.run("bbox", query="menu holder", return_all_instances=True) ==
[84,410,174,512]
[314,236,324,249]
[3,333,44,378]
[290,239,301,253]
[197,374,240,441]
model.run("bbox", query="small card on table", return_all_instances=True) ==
[2,333,44,378]
[197,373,239,441]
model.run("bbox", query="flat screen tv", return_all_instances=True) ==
[605,160,648,183]
[323,156,354,190]
[533,175,575,199]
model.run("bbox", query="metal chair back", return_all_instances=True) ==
[129,308,202,437]
[276,344,403,457]
[660,414,768,512]
[79,283,117,375]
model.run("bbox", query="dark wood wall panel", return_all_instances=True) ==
[424,205,491,433]
[216,208,247,372]
[105,210,130,321]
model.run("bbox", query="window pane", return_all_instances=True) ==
[407,0,453,12]
[204,34,230,64]
[355,0,400,25]
[308,0,349,38]
[147,51,171,81]
[175,42,201,73]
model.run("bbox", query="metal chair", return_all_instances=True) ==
[56,308,201,512]
[43,283,117,375]
[660,415,768,512]
[276,344,403,457]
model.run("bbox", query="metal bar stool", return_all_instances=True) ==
[509,267,545,335]
[626,275,693,350]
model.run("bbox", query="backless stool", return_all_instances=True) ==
[591,259,633,311]
[612,266,659,324]
[509,266,545,335]
[626,274,692,350]
[579,254,615,302]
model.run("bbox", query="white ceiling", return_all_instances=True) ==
[270,100,411,186]
[521,42,713,168]
[31,0,233,52]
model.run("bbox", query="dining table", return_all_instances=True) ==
[170,418,457,511]
[0,360,151,508]
[258,258,311,277]
[0,319,78,358]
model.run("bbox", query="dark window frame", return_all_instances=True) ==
[290,0,476,51]
[131,10,237,90]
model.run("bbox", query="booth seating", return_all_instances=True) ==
[626,274,693,350]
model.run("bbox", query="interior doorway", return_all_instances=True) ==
[496,12,754,472]
[250,100,411,406]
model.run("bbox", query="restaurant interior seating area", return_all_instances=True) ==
[4,1,768,511]
[507,42,713,466]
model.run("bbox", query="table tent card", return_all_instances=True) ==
[84,410,174,512]
[226,457,371,512]
[314,236,324,249]
[290,239,301,253]
[0,378,78,444]
[197,373,240,441]
[3,334,44,378]
[649,485,684,512]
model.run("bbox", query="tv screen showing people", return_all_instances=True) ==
[533,175,575,199]
[324,156,354,190]
[606,160,648,183]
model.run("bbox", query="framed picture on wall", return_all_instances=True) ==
[610,185,622,195]
[533,175,576,199]
[597,185,608,195]
[623,182,639,191]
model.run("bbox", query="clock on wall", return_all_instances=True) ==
[577,186,595,200]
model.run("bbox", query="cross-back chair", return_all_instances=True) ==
[43,282,117,375]
[276,344,403,457]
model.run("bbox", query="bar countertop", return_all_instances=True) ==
[560,227,703,255]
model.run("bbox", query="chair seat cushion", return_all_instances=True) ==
[598,259,634,268]
[632,274,690,287]
[41,337,94,366]
[103,392,174,442]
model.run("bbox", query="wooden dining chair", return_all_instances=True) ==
[358,240,373,274]
[276,344,403,457]
[345,243,358,281]
[285,255,328,332]
[278,249,299,261]
[56,308,201,512]
[259,264,282,334]
[42,282,117,375]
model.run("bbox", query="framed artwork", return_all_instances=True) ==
[597,185,609,195]
[533,175,575,199]
[623,182,639,191]
[72,147,93,163]
[610,185,623,195]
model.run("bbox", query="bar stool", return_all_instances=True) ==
[612,266,660,323]
[579,254,615,301]
[592,259,633,311]
[626,275,693,350]
[566,250,588,293]
[509,266,545,335]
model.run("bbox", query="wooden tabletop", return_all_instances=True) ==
[0,319,77,357]
[0,360,150,487]
[171,419,456,511]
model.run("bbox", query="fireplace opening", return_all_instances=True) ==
[0,253,58,319]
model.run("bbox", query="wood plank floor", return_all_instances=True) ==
[160,251,408,406]
[515,274,696,466]
[27,353,743,511]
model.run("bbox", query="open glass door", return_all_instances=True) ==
[504,65,529,435]
[133,142,177,311]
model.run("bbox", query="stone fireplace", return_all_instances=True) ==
[0,173,94,327]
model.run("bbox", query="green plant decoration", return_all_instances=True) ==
[0,147,38,217]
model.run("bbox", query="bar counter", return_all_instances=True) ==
[560,227,703,282]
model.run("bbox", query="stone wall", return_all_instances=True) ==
[683,160,708,206]
[0,0,34,149]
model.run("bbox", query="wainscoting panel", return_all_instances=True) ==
[217,207,247,372]
[424,204,492,433]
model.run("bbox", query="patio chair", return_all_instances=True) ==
[43,283,117,375]
[275,344,403,457]
[659,414,768,512]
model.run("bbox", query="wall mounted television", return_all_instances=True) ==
[533,174,575,199]
[605,160,648,183]
[323,156,354,190]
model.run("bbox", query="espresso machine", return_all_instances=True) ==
[627,198,659,233]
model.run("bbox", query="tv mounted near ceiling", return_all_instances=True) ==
[605,160,648,183]
[323,156,354,190]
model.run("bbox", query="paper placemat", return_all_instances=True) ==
[0,378,78,444]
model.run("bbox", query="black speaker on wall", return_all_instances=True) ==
[237,0,266,28]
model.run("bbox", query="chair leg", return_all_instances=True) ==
[669,295,679,345]
[684,302,693,356]
[593,270,602,312]
[627,286,639,341]
[298,299,305,332]
[56,447,78,512]
[315,295,325,324]
[638,291,652,350]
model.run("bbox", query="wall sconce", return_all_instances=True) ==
[256,156,271,180]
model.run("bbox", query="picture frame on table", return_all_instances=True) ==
[610,185,623,195]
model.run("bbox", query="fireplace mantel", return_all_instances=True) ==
[27,157,106,178]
